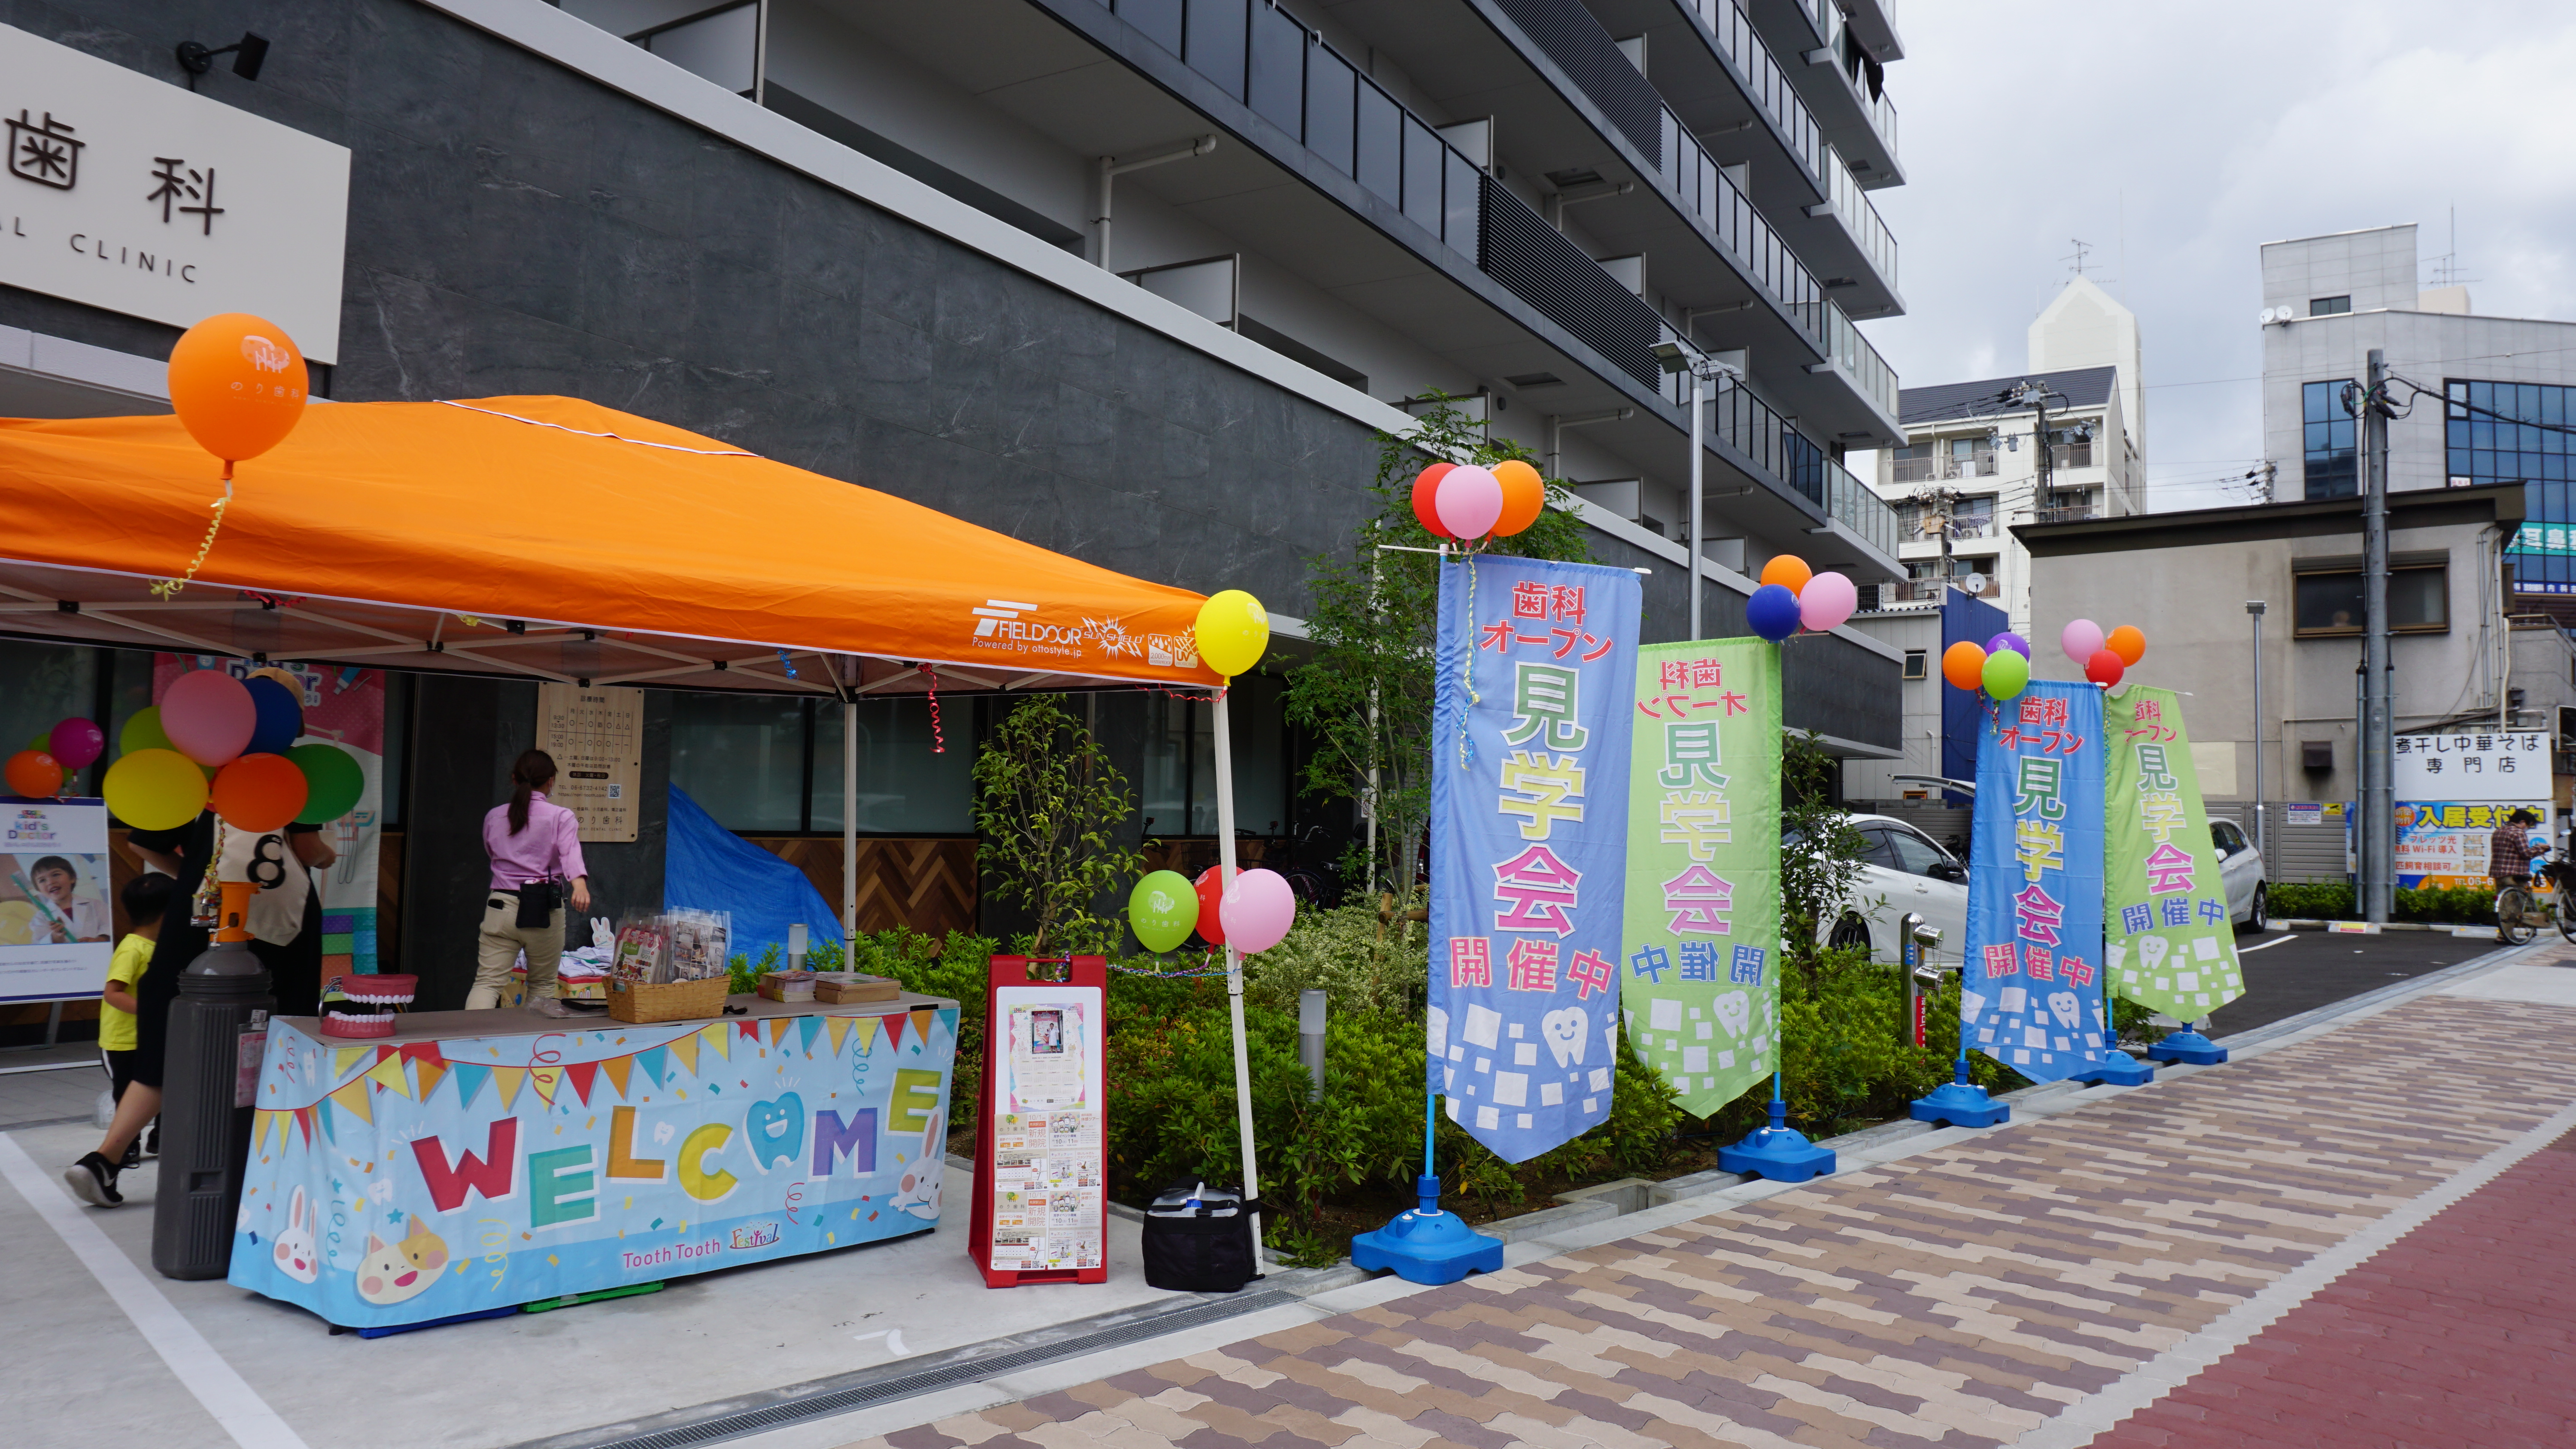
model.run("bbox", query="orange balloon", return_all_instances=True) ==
[167,313,309,466]
[210,752,309,833]
[1940,641,1987,691]
[5,749,63,798]
[1759,555,1813,595]
[1491,459,1546,536]
[2106,624,2147,666]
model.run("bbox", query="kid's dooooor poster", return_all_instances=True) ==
[228,1005,956,1328]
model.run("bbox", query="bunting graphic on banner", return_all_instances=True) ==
[1623,637,1780,1117]
[1962,680,2114,1082]
[1428,554,1641,1164]
[2105,686,2246,1019]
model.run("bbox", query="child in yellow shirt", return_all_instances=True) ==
[79,874,172,1197]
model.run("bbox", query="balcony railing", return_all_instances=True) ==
[1823,144,1897,287]
[1810,0,1901,164]
[1663,365,1900,558]
[1669,0,1823,178]
[1890,451,1997,484]
[1817,302,1899,418]
[2029,504,2102,526]
[1866,577,1999,608]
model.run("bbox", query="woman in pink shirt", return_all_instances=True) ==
[468,750,594,1015]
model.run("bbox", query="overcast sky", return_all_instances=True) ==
[1859,0,2576,510]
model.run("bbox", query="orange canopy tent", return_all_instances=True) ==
[0,394,1221,694]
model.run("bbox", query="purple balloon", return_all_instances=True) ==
[1986,631,2032,660]
[47,717,104,770]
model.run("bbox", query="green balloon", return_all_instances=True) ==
[1128,869,1200,954]
[25,730,47,753]
[1982,647,2030,701]
[288,743,365,824]
[120,706,175,758]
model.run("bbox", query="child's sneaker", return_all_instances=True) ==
[64,1152,122,1207]
[143,1121,158,1158]
[119,1140,141,1170]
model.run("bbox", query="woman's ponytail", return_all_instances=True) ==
[507,749,557,835]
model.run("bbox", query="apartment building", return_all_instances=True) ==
[0,0,1911,992]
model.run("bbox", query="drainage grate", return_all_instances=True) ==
[528,1289,1300,1449]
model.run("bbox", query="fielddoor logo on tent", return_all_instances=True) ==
[969,598,1084,660]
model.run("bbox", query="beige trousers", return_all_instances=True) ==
[465,890,565,1009]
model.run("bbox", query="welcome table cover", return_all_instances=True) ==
[228,994,957,1328]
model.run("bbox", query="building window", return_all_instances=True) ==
[2302,380,2357,499]
[2446,379,2576,595]
[670,694,972,835]
[1902,649,1927,680]
[2291,564,2448,636]
[2309,295,2351,316]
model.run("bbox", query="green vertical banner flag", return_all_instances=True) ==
[2104,685,2245,1018]
[1623,639,1780,1118]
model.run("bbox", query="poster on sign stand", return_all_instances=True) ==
[0,796,112,1002]
[969,955,1108,1286]
[2391,731,2550,889]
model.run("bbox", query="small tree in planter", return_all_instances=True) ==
[973,696,1142,955]
[1779,730,1876,993]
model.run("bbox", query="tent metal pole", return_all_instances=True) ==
[842,694,858,939]
[1212,686,1263,1260]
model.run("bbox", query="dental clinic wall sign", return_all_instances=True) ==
[0,26,349,361]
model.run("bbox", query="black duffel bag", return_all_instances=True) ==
[1140,1181,1265,1294]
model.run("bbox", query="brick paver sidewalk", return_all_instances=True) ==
[865,995,2576,1449]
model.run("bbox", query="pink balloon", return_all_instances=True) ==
[161,669,257,768]
[1797,571,1858,632]
[1218,867,1298,954]
[2060,618,2106,666]
[47,717,104,770]
[1435,464,1503,540]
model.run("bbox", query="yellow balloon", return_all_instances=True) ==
[1194,589,1271,678]
[103,747,212,830]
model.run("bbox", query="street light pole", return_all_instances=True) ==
[2247,600,2268,865]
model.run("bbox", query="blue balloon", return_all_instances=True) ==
[242,676,304,757]
[1746,583,1802,641]
[1985,631,2032,660]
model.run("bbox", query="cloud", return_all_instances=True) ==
[1863,1,2576,509]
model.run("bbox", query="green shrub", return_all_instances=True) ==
[2396,884,2494,923]
[2266,880,2501,925]
[1241,901,1428,1020]
[2268,881,2354,919]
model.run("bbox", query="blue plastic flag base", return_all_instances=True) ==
[2146,1029,2228,1065]
[1909,1079,2010,1128]
[2069,1051,2157,1086]
[1350,1175,1504,1285]
[1717,1101,1836,1182]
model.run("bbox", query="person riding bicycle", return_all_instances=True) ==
[2490,809,2544,885]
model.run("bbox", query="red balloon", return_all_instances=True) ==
[2084,649,2126,688]
[5,749,63,799]
[1192,866,1228,947]
[1411,463,1456,537]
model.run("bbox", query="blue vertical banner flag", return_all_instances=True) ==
[1428,555,1641,1164]
[1961,679,2114,1082]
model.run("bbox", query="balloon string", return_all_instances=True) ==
[1457,550,1480,768]
[149,463,235,600]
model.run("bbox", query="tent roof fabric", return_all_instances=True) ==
[0,397,1222,692]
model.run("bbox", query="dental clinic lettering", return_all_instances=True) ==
[4,103,234,282]
[401,1074,945,1237]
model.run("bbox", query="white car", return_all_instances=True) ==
[1808,813,1971,966]
[2210,818,2268,931]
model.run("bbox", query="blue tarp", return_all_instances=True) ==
[662,785,845,966]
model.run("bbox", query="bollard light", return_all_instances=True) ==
[1297,989,1326,1101]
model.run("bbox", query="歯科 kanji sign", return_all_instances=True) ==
[2104,686,2244,1020]
[1428,555,1639,1164]
[1621,638,1777,1119]
[1962,680,2114,1082]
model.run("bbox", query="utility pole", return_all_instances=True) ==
[2247,600,2267,867]
[2360,350,2394,923]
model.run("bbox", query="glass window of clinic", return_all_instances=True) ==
[2447,379,2576,595]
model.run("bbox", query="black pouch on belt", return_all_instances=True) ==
[513,879,561,928]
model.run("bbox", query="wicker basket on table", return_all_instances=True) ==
[605,976,730,1024]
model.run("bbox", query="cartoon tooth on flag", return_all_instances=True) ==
[1622,637,1780,1118]
[1427,553,1640,1164]
[1962,679,2115,1082]
[2104,685,2245,1019]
